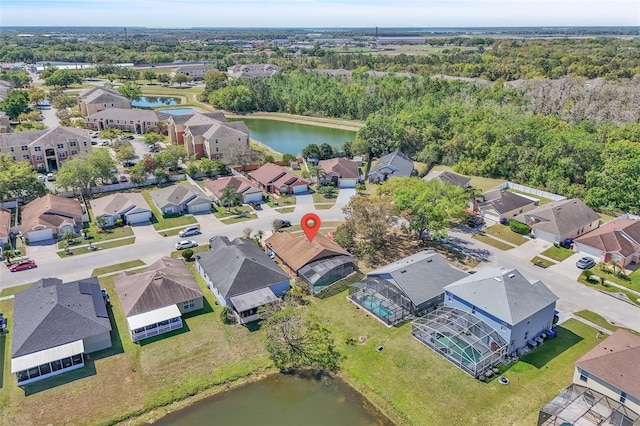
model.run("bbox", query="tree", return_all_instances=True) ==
[354,114,395,179]
[220,184,242,212]
[341,194,397,253]
[198,157,217,177]
[28,87,46,106]
[157,74,171,84]
[301,144,321,160]
[378,177,469,240]
[182,248,194,261]
[86,149,116,184]
[0,90,29,120]
[204,70,227,90]
[254,229,265,243]
[0,154,46,203]
[171,73,192,87]
[50,93,76,109]
[142,69,157,84]
[242,227,253,239]
[143,132,165,145]
[95,215,108,231]
[260,301,342,373]
[117,81,142,101]
[44,69,82,88]
[99,128,123,144]
[308,165,324,188]
[18,110,43,123]
[319,143,334,160]
[153,167,167,185]
[222,144,263,171]
[186,163,199,177]
[115,145,137,166]
[55,157,97,195]
[282,153,297,163]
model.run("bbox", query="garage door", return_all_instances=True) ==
[244,192,263,204]
[126,211,151,224]
[27,228,54,242]
[188,202,211,214]
[292,185,308,194]
[482,209,500,222]
[338,179,357,188]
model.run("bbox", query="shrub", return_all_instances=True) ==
[182,249,194,261]
[509,220,530,235]
[220,306,236,325]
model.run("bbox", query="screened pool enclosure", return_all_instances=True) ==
[411,307,508,377]
[348,277,414,326]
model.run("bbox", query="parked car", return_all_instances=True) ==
[9,259,37,272]
[91,140,98,146]
[119,135,135,140]
[46,172,56,181]
[274,219,292,229]
[175,240,198,250]
[467,216,485,228]
[37,174,45,182]
[91,132,99,138]
[576,257,596,269]
[179,226,200,237]
[119,175,128,183]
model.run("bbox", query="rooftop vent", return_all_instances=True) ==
[493,277,502,282]
[508,273,515,279]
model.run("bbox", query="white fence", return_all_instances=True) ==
[492,182,566,202]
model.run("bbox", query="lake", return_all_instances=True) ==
[151,374,392,426]
[159,108,198,115]
[236,118,357,155]
[132,96,181,107]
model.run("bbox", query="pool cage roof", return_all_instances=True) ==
[538,383,639,426]
[349,277,414,326]
[298,255,354,290]
[411,306,508,378]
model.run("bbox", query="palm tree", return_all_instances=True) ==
[308,165,325,188]
[95,215,108,232]
[254,229,265,243]
[62,230,76,244]
[220,184,242,213]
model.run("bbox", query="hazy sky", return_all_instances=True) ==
[1,0,639,27]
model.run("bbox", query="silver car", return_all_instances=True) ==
[175,240,198,250]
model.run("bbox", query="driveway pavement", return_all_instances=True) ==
[294,193,314,212]
[336,188,356,204]
[130,222,163,242]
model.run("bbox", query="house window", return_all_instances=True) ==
[36,155,43,161]
[69,141,77,147]
[10,147,14,152]
[579,370,588,382]
[59,151,67,158]
[83,141,87,146]
[21,145,28,151]
[116,120,120,124]
[34,146,42,152]
[130,121,134,124]
[37,164,45,170]
[71,150,77,155]
[524,331,529,339]
[471,306,476,314]
[23,154,30,159]
[183,299,195,310]
[510,340,514,347]
[527,316,531,324]
[109,120,113,123]
[57,143,64,149]
[620,391,627,404]
[500,323,507,332]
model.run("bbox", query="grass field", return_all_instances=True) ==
[312,191,338,204]
[588,266,640,293]
[573,310,640,336]
[577,274,640,307]
[141,190,198,231]
[56,237,136,258]
[83,208,135,242]
[472,233,513,251]
[91,260,146,277]
[213,205,253,219]
[221,213,258,224]
[483,224,527,246]
[541,246,575,262]
[531,256,556,268]
[170,244,210,259]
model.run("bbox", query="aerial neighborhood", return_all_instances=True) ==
[0,24,639,426]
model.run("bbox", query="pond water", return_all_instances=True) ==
[151,374,392,426]
[159,108,198,115]
[132,96,181,107]
[235,118,357,155]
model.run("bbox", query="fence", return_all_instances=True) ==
[56,174,187,198]
[491,182,566,202]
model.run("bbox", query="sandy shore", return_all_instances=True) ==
[226,112,363,132]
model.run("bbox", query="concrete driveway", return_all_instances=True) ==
[336,188,356,204]
[294,193,314,212]
[130,222,163,242]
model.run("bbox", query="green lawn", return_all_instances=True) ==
[91,260,146,277]
[577,274,640,306]
[265,195,296,208]
[589,266,640,293]
[275,206,295,214]
[83,207,135,242]
[287,221,344,233]
[531,256,556,268]
[214,205,253,219]
[56,237,136,258]
[429,164,505,192]
[0,282,33,297]
[170,244,210,259]
[472,233,513,251]
[221,213,258,224]
[541,246,575,262]
[312,190,338,204]
[141,190,197,231]
[507,189,553,205]
[483,224,527,246]
[314,204,334,210]
[573,310,640,336]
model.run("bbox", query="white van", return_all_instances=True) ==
[178,226,200,237]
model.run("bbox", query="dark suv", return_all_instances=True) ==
[467,216,485,228]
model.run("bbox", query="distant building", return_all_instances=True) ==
[85,108,169,134]
[227,63,280,79]
[314,68,352,78]
[77,87,131,117]
[423,170,471,188]
[172,64,215,81]
[0,111,9,133]
[250,163,309,195]
[368,151,414,183]
[0,126,92,172]
[476,189,537,222]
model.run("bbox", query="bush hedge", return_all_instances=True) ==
[509,220,530,235]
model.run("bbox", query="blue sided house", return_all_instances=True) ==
[443,268,558,355]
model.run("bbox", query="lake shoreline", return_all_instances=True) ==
[226,111,363,132]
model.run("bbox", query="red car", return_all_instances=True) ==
[9,259,37,272]
[119,175,128,183]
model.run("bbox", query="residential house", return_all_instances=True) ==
[314,68,353,78]
[11,277,112,386]
[250,163,309,195]
[172,64,214,81]
[349,251,468,326]
[0,111,9,133]
[538,329,640,425]
[114,257,204,342]
[90,193,152,226]
[443,268,558,355]
[20,194,83,243]
[227,63,280,79]
[77,87,131,117]
[574,218,640,267]
[196,237,290,324]
[0,126,92,172]
[0,80,12,103]
[85,108,169,134]
[318,157,359,188]
[203,176,263,205]
[368,150,414,183]
[476,189,537,223]
[365,70,420,78]
[423,170,471,188]
[513,198,601,243]
[0,208,11,245]
[166,111,249,160]
[265,231,356,293]
[149,184,211,215]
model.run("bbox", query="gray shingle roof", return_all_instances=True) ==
[12,277,111,358]
[90,193,151,218]
[480,190,536,214]
[197,237,289,298]
[86,108,165,122]
[149,184,210,210]
[513,198,601,239]
[114,257,204,317]
[423,170,471,188]
[367,250,468,306]
[0,126,90,149]
[444,268,558,325]
[79,87,129,104]
[369,150,414,181]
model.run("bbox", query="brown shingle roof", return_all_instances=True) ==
[575,219,640,257]
[319,158,359,180]
[114,257,204,317]
[575,329,640,399]
[265,231,350,272]
[204,176,262,199]
[250,163,287,186]
[20,194,82,234]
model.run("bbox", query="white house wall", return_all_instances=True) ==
[26,228,53,242]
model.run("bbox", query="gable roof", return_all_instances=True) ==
[367,250,468,307]
[227,63,280,78]
[20,194,83,234]
[90,193,151,218]
[204,176,262,199]
[319,157,359,180]
[265,231,351,272]
[0,125,90,149]
[423,170,471,188]
[79,87,129,105]
[0,208,11,239]
[114,257,204,317]
[174,64,214,73]
[86,108,168,122]
[574,219,640,257]
[196,237,289,298]
[444,268,558,325]
[480,189,536,214]
[12,277,111,358]
[250,162,287,186]
[150,184,210,209]
[369,151,414,180]
[575,329,640,399]
[513,198,601,238]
